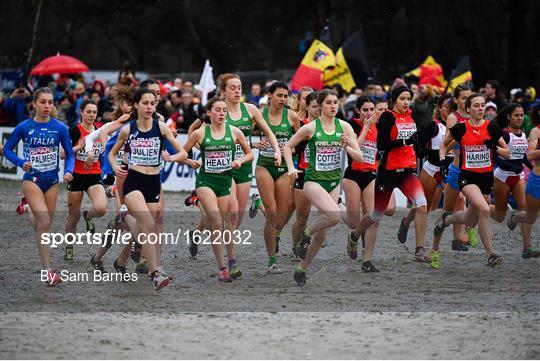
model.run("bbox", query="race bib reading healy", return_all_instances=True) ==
[205,150,232,173]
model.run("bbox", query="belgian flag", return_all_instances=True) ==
[323,30,373,92]
[447,56,473,93]
[290,26,336,91]
[405,55,447,92]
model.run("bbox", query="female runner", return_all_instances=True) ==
[109,88,188,290]
[183,97,253,281]
[435,93,509,267]
[4,87,74,286]
[284,89,363,286]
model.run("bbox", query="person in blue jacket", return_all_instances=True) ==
[3,87,74,287]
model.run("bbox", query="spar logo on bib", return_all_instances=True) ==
[361,140,377,164]
[464,145,490,169]
[396,123,416,140]
[315,145,341,171]
[204,150,232,173]
[130,137,161,166]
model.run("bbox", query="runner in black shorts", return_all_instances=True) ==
[435,93,510,268]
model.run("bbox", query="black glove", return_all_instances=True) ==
[439,160,449,180]
[405,132,421,146]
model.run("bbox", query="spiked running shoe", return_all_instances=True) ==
[44,269,62,287]
[451,238,469,252]
[219,268,233,282]
[434,211,451,237]
[82,210,96,234]
[467,226,479,248]
[184,190,199,207]
[64,246,74,262]
[347,231,358,260]
[430,250,440,269]
[397,217,410,244]
[267,263,283,274]
[294,267,307,286]
[361,261,380,273]
[152,270,172,291]
[16,197,29,215]
[414,247,431,263]
[135,259,149,274]
[487,254,503,267]
[296,229,312,260]
[113,259,126,274]
[229,264,243,279]
[249,193,262,218]
[507,210,518,231]
[90,254,106,273]
[522,246,540,259]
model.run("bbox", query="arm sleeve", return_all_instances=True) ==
[418,121,438,147]
[69,126,81,146]
[488,121,502,142]
[377,112,404,152]
[60,124,75,174]
[2,123,26,168]
[84,121,114,153]
[449,123,466,143]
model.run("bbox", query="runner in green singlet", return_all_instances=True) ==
[183,97,253,282]
[283,89,363,286]
[187,74,281,278]
[255,81,299,274]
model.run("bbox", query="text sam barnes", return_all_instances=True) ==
[41,270,138,282]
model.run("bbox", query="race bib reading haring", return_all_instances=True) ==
[464,145,490,169]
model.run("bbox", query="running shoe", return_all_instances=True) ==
[219,268,233,282]
[507,210,518,231]
[275,234,281,254]
[135,259,149,274]
[487,254,503,267]
[229,264,243,279]
[44,269,62,287]
[249,193,262,218]
[90,254,106,273]
[397,217,409,244]
[413,247,431,262]
[130,241,142,263]
[294,267,307,286]
[267,263,283,274]
[105,184,117,198]
[522,246,540,259]
[15,197,28,215]
[429,250,440,269]
[296,229,312,260]
[451,238,469,252]
[361,261,380,273]
[188,230,198,259]
[433,211,451,237]
[290,249,301,262]
[113,259,126,274]
[64,246,74,262]
[82,210,96,234]
[467,226,479,248]
[184,190,199,207]
[152,269,172,290]
[347,231,358,260]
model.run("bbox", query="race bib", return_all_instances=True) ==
[315,145,341,171]
[259,138,287,158]
[130,137,161,166]
[304,147,310,163]
[464,145,490,169]
[235,143,244,160]
[396,123,417,140]
[29,146,58,172]
[361,140,377,165]
[510,137,528,160]
[204,150,232,173]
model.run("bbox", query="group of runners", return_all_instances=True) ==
[2,74,539,289]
